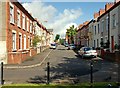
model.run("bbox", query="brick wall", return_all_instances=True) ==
[8,51,30,64]
[101,50,120,62]
[6,2,36,64]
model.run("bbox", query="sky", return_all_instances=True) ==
[18,0,114,38]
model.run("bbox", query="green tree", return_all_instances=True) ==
[66,25,77,44]
[59,38,65,45]
[32,35,41,47]
[55,34,60,42]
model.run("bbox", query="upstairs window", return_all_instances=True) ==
[106,17,108,31]
[27,18,29,32]
[22,14,25,30]
[113,14,116,28]
[94,26,96,35]
[30,21,32,33]
[101,20,104,32]
[17,10,20,27]
[98,23,99,33]
[10,2,14,24]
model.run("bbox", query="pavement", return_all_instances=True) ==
[4,48,53,69]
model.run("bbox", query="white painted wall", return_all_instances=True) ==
[0,2,7,64]
[93,21,101,48]
[0,41,7,64]
[110,6,119,51]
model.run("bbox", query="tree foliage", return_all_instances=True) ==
[32,35,41,47]
[55,34,60,41]
[59,38,65,45]
[66,25,77,44]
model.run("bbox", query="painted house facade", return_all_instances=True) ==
[76,1,120,53]
[98,2,120,52]
[88,20,94,48]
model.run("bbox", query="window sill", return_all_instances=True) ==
[12,49,17,52]
[10,22,15,25]
[17,25,21,29]
[23,28,26,31]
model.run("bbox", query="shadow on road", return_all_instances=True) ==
[49,56,100,83]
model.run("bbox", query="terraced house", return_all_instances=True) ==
[76,0,120,52]
[0,0,52,64]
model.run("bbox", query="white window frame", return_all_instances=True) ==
[27,18,29,32]
[19,33,22,50]
[30,21,32,33]
[17,9,21,27]
[98,23,99,34]
[94,26,96,35]
[105,36,108,43]
[22,13,25,30]
[10,2,14,24]
[113,14,116,28]
[101,20,104,32]
[24,34,26,50]
[30,37,32,47]
[28,36,30,48]
[106,16,108,31]
[12,30,16,51]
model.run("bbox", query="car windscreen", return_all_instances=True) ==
[51,44,56,46]
[70,44,74,46]
[84,47,92,51]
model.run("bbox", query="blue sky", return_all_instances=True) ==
[20,0,114,38]
[45,2,107,24]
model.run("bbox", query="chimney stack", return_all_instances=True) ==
[99,9,105,16]
[105,3,114,11]
[94,12,99,19]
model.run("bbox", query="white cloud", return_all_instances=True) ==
[22,1,82,39]
[22,1,57,22]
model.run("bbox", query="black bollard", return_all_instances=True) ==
[47,62,50,84]
[1,62,3,85]
[90,61,93,84]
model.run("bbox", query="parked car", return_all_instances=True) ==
[50,43,56,49]
[78,47,97,58]
[64,43,68,47]
[69,44,75,49]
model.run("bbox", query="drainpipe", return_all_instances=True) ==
[108,12,110,50]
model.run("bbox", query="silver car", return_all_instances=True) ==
[50,43,56,49]
[78,47,97,58]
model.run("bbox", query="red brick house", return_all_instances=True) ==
[0,1,49,64]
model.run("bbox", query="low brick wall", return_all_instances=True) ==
[7,49,37,64]
[7,46,49,64]
[102,52,115,61]
[101,51,120,62]
[8,51,30,64]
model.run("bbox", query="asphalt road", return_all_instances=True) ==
[3,45,119,84]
